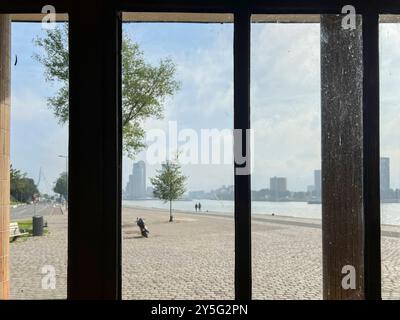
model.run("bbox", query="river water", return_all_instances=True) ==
[123,199,400,225]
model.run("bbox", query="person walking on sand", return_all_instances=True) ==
[195,203,198,212]
[198,202,202,212]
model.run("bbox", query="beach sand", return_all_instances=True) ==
[122,206,323,299]
[9,206,400,299]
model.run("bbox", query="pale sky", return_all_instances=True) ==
[9,21,400,194]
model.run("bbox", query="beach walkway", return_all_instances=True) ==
[9,206,400,299]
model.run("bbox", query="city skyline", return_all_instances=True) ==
[126,156,399,202]
[125,159,323,198]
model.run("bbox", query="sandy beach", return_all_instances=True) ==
[9,206,400,299]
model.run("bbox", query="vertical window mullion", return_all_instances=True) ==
[68,2,120,299]
[321,13,365,299]
[234,8,252,300]
[362,10,381,300]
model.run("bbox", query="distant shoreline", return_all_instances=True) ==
[122,203,321,228]
[123,198,400,204]
[122,204,400,234]
[122,202,317,220]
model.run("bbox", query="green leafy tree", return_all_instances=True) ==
[10,165,23,202]
[150,159,187,222]
[10,165,39,203]
[54,172,68,201]
[34,24,180,158]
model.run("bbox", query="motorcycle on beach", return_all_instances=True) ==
[136,217,149,238]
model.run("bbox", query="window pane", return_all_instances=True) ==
[379,15,400,300]
[121,13,234,299]
[251,14,322,299]
[8,17,68,299]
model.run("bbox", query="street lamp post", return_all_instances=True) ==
[58,155,68,210]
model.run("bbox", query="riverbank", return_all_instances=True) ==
[124,204,400,237]
[123,199,400,225]
[8,205,400,299]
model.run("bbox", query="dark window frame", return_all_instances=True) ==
[1,0,397,300]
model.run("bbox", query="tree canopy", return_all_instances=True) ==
[10,165,39,203]
[150,159,187,222]
[34,24,180,158]
[53,172,68,201]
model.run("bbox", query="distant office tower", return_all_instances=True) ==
[307,185,315,193]
[270,177,287,192]
[125,161,146,199]
[314,170,321,198]
[270,176,287,200]
[380,157,390,198]
[146,186,154,198]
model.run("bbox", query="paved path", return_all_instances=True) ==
[10,208,67,299]
[8,206,400,299]
[11,204,59,221]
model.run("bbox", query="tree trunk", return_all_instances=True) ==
[169,200,173,222]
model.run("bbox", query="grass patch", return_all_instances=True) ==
[10,220,48,242]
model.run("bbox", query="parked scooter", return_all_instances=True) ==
[136,217,149,238]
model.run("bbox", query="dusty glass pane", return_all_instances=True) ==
[8,19,69,299]
[121,14,234,300]
[251,15,322,299]
[379,15,400,300]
